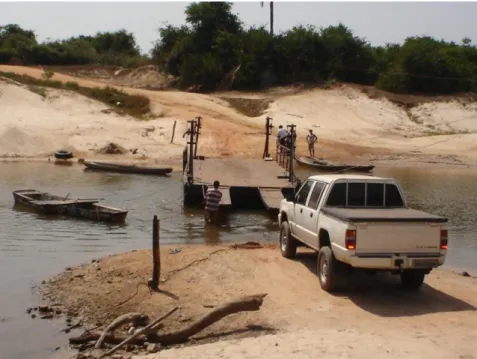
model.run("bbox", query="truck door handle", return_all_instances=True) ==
[300,208,303,213]
[310,212,313,218]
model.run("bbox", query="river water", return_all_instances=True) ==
[0,162,476,359]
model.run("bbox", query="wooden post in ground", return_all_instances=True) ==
[150,215,160,291]
[170,120,177,144]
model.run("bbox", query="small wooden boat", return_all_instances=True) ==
[83,161,173,175]
[294,156,375,173]
[12,189,128,223]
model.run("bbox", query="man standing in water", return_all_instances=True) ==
[306,129,318,158]
[204,180,222,225]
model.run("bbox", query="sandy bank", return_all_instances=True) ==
[41,244,477,359]
[2,65,477,168]
[0,77,188,163]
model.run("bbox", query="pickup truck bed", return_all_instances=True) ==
[321,207,448,223]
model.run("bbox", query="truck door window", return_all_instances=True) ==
[326,183,346,206]
[348,183,365,206]
[367,183,384,206]
[307,182,325,209]
[385,184,404,207]
[296,180,313,206]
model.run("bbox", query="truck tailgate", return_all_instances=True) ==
[321,207,447,256]
[355,222,442,255]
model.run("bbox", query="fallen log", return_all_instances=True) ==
[151,293,267,345]
[69,293,267,346]
[98,307,178,359]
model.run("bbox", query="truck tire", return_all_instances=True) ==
[317,246,338,292]
[279,221,297,258]
[400,270,425,290]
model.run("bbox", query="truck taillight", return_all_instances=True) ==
[440,229,448,250]
[345,229,356,250]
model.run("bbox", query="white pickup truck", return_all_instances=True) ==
[278,174,448,292]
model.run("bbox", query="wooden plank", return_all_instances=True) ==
[258,188,285,211]
[30,199,98,206]
[193,159,290,188]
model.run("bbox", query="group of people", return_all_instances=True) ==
[276,125,318,157]
[203,127,318,226]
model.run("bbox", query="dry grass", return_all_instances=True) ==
[0,71,151,118]
[221,97,273,117]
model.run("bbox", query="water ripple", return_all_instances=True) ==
[1,163,477,359]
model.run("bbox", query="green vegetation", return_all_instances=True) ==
[0,24,148,68]
[2,2,477,95]
[151,2,477,94]
[0,71,150,118]
[221,97,273,117]
[27,85,47,98]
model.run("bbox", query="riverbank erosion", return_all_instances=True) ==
[41,244,477,359]
[1,65,477,168]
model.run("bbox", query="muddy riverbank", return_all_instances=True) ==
[41,244,477,359]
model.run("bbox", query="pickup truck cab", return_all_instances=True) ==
[278,174,448,292]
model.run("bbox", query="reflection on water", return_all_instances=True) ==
[1,162,477,359]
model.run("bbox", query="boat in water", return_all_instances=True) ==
[294,156,375,173]
[83,160,173,175]
[12,189,128,223]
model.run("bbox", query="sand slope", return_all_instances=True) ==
[2,65,477,166]
[0,78,187,162]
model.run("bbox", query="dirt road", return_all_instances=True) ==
[43,244,477,359]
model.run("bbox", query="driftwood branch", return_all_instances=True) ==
[69,294,267,347]
[95,312,148,349]
[98,307,179,359]
[151,293,267,345]
[70,333,143,346]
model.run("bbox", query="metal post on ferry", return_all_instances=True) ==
[263,116,273,159]
[288,124,296,183]
[187,119,195,183]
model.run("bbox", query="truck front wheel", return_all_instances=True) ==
[279,221,297,258]
[400,270,426,290]
[317,246,338,292]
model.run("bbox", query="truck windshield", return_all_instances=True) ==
[325,182,404,208]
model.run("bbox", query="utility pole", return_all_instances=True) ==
[261,1,274,36]
[263,116,273,159]
[287,124,296,183]
[194,116,202,158]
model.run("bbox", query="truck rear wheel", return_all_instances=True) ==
[279,221,297,258]
[400,270,426,290]
[317,246,338,292]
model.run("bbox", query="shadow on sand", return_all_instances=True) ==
[294,251,476,318]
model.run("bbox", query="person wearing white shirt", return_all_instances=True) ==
[306,129,318,157]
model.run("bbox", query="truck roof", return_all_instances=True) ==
[308,174,395,183]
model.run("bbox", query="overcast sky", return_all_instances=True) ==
[1,1,475,54]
